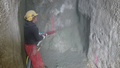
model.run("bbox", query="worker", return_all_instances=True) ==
[24,10,46,68]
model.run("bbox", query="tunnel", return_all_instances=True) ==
[1,0,120,68]
[18,0,90,68]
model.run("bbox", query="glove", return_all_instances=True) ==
[39,32,48,36]
[39,32,45,35]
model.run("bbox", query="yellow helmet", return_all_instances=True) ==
[24,10,38,21]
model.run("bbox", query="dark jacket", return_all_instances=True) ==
[24,22,43,45]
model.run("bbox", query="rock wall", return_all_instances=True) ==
[0,0,24,68]
[18,0,26,67]
[77,0,120,68]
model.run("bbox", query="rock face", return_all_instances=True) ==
[78,0,120,68]
[0,0,24,68]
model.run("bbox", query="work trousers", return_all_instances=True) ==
[25,44,44,68]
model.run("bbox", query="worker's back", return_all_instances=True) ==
[24,22,43,45]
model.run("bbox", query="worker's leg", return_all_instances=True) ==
[35,50,45,68]
[25,44,45,68]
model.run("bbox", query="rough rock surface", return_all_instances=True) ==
[0,0,24,68]
[78,0,120,68]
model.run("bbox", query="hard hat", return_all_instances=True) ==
[24,10,38,21]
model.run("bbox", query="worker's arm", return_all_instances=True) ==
[32,26,43,42]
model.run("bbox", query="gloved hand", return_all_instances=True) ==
[39,32,48,36]
[39,32,45,35]
[39,32,48,39]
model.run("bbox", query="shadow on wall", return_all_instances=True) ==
[18,0,26,67]
[76,0,91,57]
[78,13,91,57]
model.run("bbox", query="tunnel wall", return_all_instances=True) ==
[18,0,26,67]
[77,0,120,68]
[0,0,24,68]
